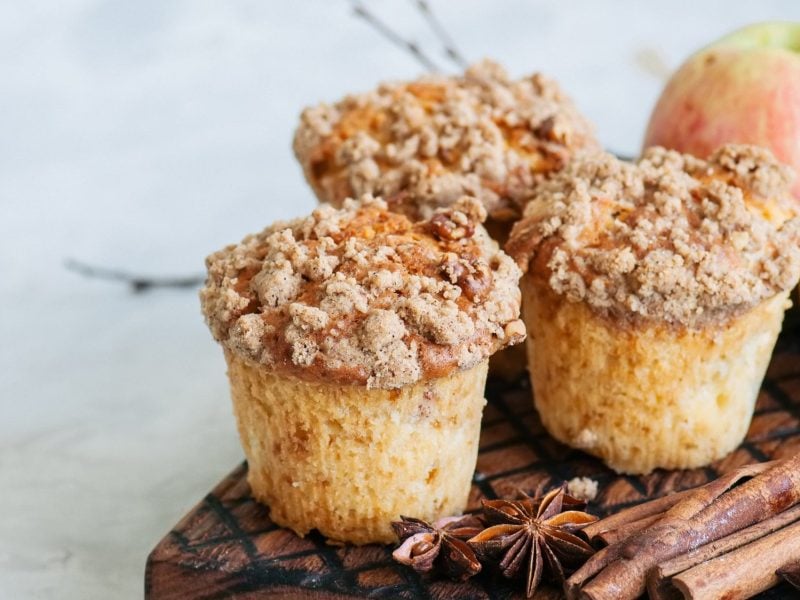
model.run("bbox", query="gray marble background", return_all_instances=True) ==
[3,1,800,597]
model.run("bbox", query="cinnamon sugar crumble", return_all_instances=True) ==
[201,196,524,389]
[293,60,598,222]
[506,145,800,328]
[566,477,598,502]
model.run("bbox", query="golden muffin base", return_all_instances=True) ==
[225,352,488,544]
[522,279,789,474]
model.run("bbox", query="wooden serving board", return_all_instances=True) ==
[146,327,800,599]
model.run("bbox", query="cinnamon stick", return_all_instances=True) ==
[670,519,800,600]
[595,513,661,547]
[581,489,692,543]
[777,559,800,590]
[572,456,800,600]
[777,560,800,590]
[565,460,774,598]
[647,504,800,600]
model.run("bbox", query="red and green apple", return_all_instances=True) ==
[644,22,800,198]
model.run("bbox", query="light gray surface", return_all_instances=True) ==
[3,1,799,598]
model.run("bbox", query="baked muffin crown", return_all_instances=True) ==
[506,144,800,328]
[200,196,524,389]
[293,59,598,222]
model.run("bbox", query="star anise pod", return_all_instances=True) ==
[391,514,484,580]
[467,486,598,598]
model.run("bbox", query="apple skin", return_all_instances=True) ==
[644,22,800,198]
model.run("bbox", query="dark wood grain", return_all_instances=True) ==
[146,329,800,599]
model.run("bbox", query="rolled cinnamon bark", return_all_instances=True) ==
[631,461,775,533]
[595,514,662,547]
[566,461,775,598]
[647,505,800,599]
[573,456,800,600]
[671,520,800,600]
[777,560,800,590]
[581,490,692,544]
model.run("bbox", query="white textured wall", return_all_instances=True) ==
[2,1,800,597]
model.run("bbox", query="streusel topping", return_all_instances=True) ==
[506,144,800,328]
[201,196,524,389]
[293,60,598,223]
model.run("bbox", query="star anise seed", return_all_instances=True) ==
[391,514,483,581]
[468,486,598,598]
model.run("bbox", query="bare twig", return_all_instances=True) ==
[350,0,442,72]
[65,259,203,293]
[412,0,467,68]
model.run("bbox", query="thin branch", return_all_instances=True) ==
[64,259,204,293]
[350,1,442,73]
[412,0,467,68]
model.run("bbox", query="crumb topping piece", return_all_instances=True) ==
[293,59,598,222]
[566,477,599,502]
[201,196,524,389]
[506,144,800,328]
